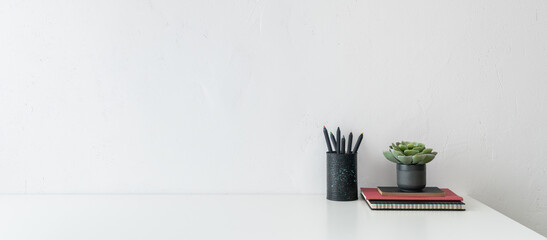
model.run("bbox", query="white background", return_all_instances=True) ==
[1,0,546,236]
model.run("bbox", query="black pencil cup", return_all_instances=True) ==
[326,152,358,201]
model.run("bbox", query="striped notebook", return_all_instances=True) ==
[361,191,466,211]
[361,187,463,201]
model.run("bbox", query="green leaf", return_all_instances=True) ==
[404,149,419,156]
[422,148,433,154]
[390,149,405,159]
[421,154,436,164]
[383,151,399,163]
[414,146,425,152]
[398,144,407,151]
[396,155,413,164]
[412,154,426,164]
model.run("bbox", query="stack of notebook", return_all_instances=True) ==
[361,187,465,211]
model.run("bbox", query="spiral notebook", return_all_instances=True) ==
[363,198,466,210]
[361,188,463,201]
[361,188,465,211]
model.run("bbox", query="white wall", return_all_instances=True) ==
[1,0,546,236]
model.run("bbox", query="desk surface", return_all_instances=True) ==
[0,194,543,240]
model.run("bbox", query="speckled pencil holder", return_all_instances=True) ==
[326,152,358,201]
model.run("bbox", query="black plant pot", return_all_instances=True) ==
[326,152,358,201]
[396,164,426,192]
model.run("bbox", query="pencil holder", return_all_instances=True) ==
[326,152,358,201]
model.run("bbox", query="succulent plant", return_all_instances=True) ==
[383,141,437,165]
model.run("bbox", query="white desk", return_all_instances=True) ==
[0,194,543,239]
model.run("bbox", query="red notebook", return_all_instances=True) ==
[361,188,463,201]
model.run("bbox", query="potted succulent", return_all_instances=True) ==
[382,141,437,192]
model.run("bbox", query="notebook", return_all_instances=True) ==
[377,186,445,197]
[361,188,463,201]
[363,197,466,211]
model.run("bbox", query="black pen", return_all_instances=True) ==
[353,132,364,154]
[336,127,341,153]
[347,132,353,154]
[330,132,337,153]
[341,136,346,154]
[323,126,333,152]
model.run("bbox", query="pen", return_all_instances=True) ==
[336,127,341,153]
[323,126,333,152]
[341,136,346,154]
[353,132,364,154]
[347,132,353,154]
[330,132,337,152]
